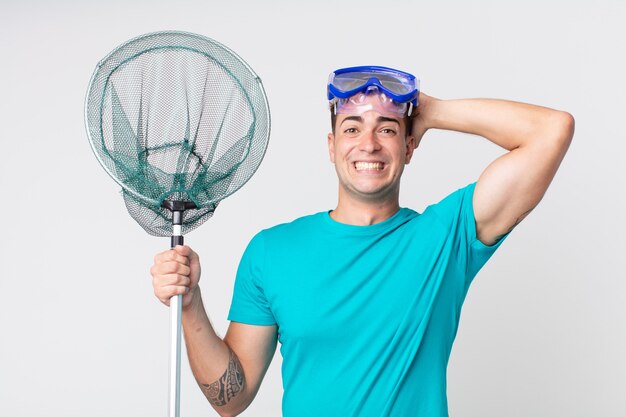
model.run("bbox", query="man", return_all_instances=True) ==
[150,66,574,416]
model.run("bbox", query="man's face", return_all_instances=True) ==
[327,109,415,204]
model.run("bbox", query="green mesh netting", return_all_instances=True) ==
[85,31,270,236]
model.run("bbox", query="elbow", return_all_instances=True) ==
[215,396,252,417]
[214,401,248,417]
[554,111,575,144]
[218,409,242,417]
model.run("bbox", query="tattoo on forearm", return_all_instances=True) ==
[201,349,245,406]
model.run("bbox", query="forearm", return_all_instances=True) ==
[426,97,573,150]
[182,290,249,417]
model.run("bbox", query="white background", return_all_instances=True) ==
[1,1,624,416]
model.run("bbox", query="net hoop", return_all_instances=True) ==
[84,30,271,208]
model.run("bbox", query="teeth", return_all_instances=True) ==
[355,162,383,171]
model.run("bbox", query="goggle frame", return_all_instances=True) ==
[328,65,419,107]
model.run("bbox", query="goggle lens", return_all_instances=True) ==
[333,71,415,96]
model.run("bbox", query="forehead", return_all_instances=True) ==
[335,91,408,118]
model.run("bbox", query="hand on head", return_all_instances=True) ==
[410,92,434,148]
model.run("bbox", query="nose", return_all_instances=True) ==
[359,129,381,153]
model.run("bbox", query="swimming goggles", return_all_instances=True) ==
[327,66,419,115]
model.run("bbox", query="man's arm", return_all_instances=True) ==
[183,292,277,417]
[414,95,575,245]
[151,246,278,417]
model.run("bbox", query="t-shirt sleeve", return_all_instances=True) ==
[428,181,511,285]
[227,232,277,326]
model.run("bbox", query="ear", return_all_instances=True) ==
[404,135,416,164]
[327,132,336,163]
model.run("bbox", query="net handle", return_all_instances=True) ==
[169,293,182,417]
[166,202,194,417]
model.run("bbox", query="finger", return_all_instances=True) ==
[154,249,174,263]
[187,246,200,264]
[174,245,191,257]
[156,285,189,304]
[174,245,200,264]
[156,261,191,276]
[155,250,190,266]
[154,273,191,287]
[159,285,190,299]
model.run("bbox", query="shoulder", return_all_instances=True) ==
[238,213,323,265]
[434,182,475,207]
[424,183,475,216]
[416,182,477,234]
[255,211,327,241]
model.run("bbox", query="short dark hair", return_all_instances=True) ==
[329,105,414,137]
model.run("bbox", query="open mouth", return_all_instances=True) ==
[354,161,385,171]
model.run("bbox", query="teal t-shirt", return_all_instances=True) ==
[228,182,510,416]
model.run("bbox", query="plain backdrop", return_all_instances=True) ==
[1,1,624,416]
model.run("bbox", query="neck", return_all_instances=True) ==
[330,192,401,226]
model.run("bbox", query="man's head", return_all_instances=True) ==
[326,66,420,204]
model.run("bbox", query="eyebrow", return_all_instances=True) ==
[340,116,363,126]
[376,116,401,125]
[339,115,401,126]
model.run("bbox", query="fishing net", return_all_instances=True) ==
[84,31,271,417]
[85,31,270,236]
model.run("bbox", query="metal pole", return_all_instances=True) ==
[169,213,184,417]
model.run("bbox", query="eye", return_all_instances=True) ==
[343,127,358,134]
[380,127,397,135]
